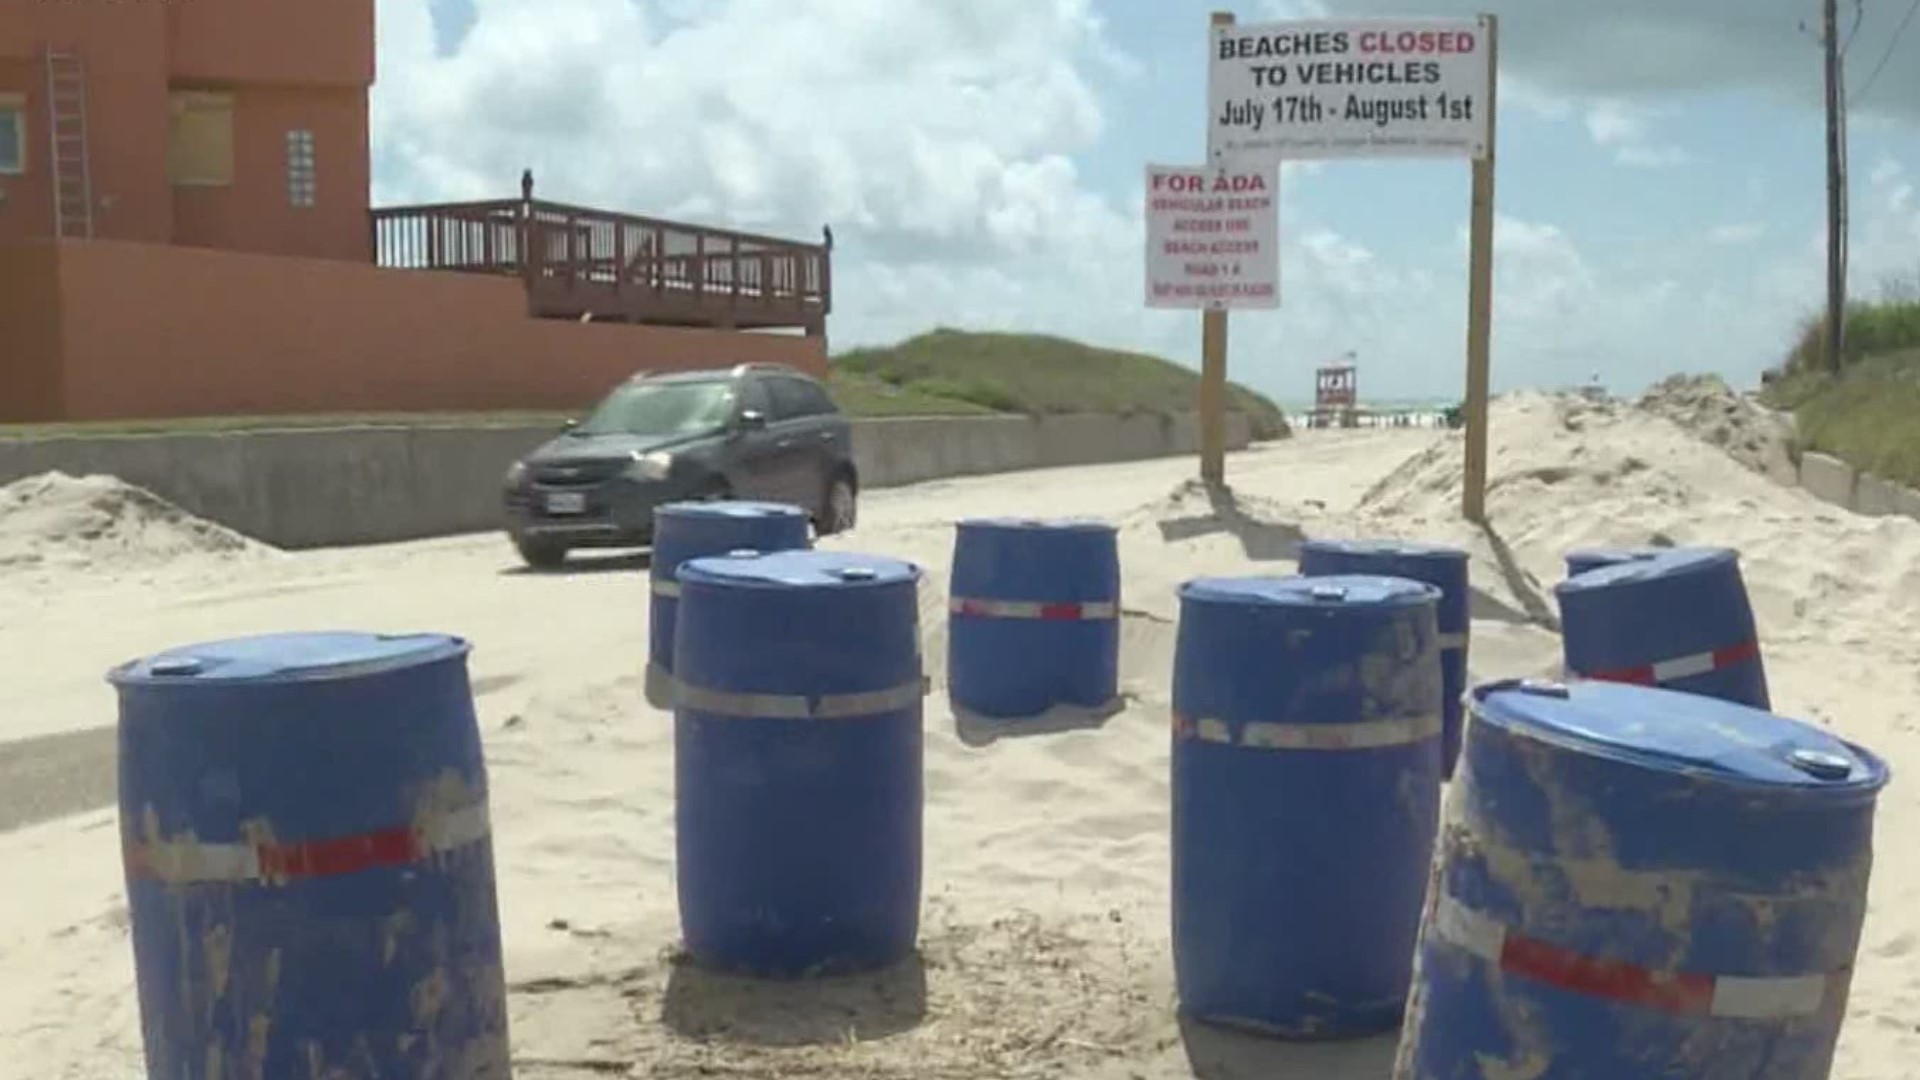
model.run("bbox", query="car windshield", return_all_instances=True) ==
[572,380,735,437]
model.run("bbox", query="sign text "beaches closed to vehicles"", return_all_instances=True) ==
[1210,17,1491,162]
[1144,163,1278,311]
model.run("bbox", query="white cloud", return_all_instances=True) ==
[1258,0,1334,18]
[1710,222,1768,245]
[1851,159,1920,295]
[374,0,1119,267]
[367,0,1914,412]
[370,0,1440,399]
[1279,0,1920,123]
[1485,216,1595,325]
[1583,100,1691,168]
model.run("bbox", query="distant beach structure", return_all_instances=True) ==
[1295,354,1453,429]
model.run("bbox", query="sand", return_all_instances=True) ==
[0,472,269,574]
[1636,373,1802,485]
[0,393,1916,1079]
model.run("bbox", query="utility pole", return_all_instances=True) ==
[1823,0,1848,373]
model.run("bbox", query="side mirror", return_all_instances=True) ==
[736,409,768,431]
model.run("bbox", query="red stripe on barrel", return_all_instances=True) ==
[950,598,1105,619]
[1587,664,1657,686]
[1499,932,1716,1015]
[257,827,423,881]
[1583,638,1760,686]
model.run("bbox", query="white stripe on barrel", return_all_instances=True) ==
[948,597,1119,620]
[1174,711,1442,751]
[675,676,930,719]
[1650,650,1718,682]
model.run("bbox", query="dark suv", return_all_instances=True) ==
[501,363,858,568]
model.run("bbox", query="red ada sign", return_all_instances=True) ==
[1144,163,1279,311]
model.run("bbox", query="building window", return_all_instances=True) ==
[167,90,234,186]
[0,94,24,176]
[286,129,316,208]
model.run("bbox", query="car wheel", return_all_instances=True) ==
[514,536,569,570]
[819,473,858,536]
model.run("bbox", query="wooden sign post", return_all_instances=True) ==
[1199,9,1235,487]
[1460,15,1498,523]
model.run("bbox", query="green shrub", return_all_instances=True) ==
[833,329,1291,435]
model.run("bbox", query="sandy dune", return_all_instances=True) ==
[1,390,1915,1079]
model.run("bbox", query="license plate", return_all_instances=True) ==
[545,492,587,515]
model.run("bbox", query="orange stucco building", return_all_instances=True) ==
[0,0,374,257]
[0,0,829,424]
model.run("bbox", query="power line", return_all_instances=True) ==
[1851,0,1920,105]
[1843,0,1866,55]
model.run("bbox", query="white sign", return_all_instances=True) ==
[1209,17,1492,162]
[1144,163,1279,311]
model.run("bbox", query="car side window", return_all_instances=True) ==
[767,378,814,421]
[794,380,837,416]
[737,379,772,419]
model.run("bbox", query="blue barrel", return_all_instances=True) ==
[1564,545,1667,579]
[1298,538,1471,778]
[108,631,510,1080]
[948,517,1121,719]
[648,501,811,707]
[1554,546,1769,709]
[673,549,925,976]
[1173,574,1445,1038]
[1395,679,1890,1079]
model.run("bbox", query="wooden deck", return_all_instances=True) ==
[370,188,830,333]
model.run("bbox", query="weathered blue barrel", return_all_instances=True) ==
[109,631,509,1080]
[1555,545,1769,709]
[1395,679,1890,1079]
[948,517,1121,718]
[674,549,925,976]
[1173,574,1445,1038]
[1298,538,1471,778]
[1563,544,1667,579]
[648,501,811,707]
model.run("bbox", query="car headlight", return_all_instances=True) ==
[503,460,528,488]
[628,450,673,481]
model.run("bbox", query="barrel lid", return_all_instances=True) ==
[956,516,1115,534]
[1564,545,1666,567]
[655,500,808,521]
[1300,537,1468,562]
[1555,546,1736,596]
[108,631,470,687]
[1180,573,1441,610]
[1471,679,1890,796]
[678,548,921,590]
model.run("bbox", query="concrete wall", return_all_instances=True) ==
[851,411,1246,489]
[0,411,1258,549]
[1797,452,1858,509]
[1795,451,1920,522]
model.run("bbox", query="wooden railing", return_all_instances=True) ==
[369,193,831,329]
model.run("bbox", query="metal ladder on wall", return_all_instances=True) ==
[42,47,94,240]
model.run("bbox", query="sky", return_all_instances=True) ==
[371,0,1920,404]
